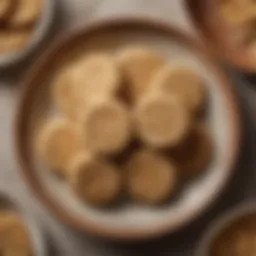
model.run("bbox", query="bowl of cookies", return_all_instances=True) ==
[197,202,256,256]
[0,0,55,67]
[15,18,240,240]
[0,193,46,256]
[186,0,256,72]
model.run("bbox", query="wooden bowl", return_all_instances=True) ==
[186,0,256,73]
[15,18,241,241]
[197,202,256,256]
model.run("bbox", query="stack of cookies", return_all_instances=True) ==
[0,211,32,256]
[35,45,213,207]
[0,0,43,54]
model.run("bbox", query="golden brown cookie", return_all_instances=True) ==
[219,0,256,26]
[0,212,32,256]
[125,150,177,204]
[151,65,205,113]
[73,53,121,101]
[35,118,85,177]
[134,94,191,148]
[82,99,131,154]
[52,68,87,120]
[68,154,122,206]
[8,0,43,28]
[170,123,212,177]
[0,30,30,54]
[116,45,165,102]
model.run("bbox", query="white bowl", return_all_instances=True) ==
[0,0,55,67]
[15,18,241,241]
[0,193,47,256]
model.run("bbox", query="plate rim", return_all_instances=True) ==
[14,16,241,241]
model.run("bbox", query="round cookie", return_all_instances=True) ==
[125,150,177,204]
[0,212,32,256]
[35,118,85,176]
[68,154,122,206]
[116,45,165,102]
[151,65,205,113]
[82,99,131,154]
[0,30,30,54]
[219,1,256,26]
[170,123,213,177]
[52,68,87,120]
[134,94,191,148]
[8,0,43,28]
[72,53,121,102]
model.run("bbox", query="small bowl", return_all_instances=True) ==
[0,192,47,256]
[186,0,256,73]
[0,0,55,67]
[15,17,241,241]
[197,202,256,256]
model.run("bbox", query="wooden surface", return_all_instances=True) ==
[0,0,256,255]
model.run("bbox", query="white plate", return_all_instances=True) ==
[15,18,241,240]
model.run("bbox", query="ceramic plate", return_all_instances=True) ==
[15,18,240,240]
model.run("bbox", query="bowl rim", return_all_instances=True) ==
[14,16,241,241]
[0,0,55,67]
[197,202,256,256]
[185,0,256,73]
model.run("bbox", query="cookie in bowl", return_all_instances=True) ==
[0,0,54,66]
[0,194,46,256]
[197,204,256,256]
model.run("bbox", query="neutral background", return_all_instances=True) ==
[0,0,256,255]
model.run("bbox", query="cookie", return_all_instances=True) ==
[72,53,121,102]
[116,45,165,102]
[0,212,32,256]
[35,118,85,176]
[82,99,131,154]
[52,68,87,120]
[170,123,213,177]
[8,0,43,28]
[68,153,122,206]
[0,30,30,54]
[151,65,205,113]
[125,150,176,204]
[134,94,191,148]
[219,1,256,26]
